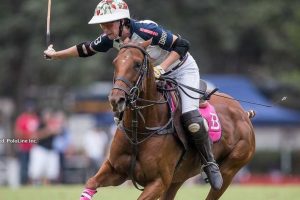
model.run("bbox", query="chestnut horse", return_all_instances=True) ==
[84,39,256,200]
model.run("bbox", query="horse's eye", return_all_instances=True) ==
[134,63,142,69]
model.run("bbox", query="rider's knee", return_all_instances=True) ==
[181,109,208,134]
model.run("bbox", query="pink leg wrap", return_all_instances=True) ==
[80,188,97,200]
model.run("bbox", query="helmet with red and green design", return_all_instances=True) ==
[88,0,130,24]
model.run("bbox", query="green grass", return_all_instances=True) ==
[1,184,300,200]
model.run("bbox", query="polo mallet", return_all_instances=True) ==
[45,0,52,59]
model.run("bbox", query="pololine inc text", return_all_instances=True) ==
[0,138,37,144]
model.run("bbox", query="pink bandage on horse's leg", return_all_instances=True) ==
[80,188,97,200]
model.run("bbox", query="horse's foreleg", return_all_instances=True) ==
[160,182,184,200]
[86,159,127,188]
[137,179,167,200]
[80,159,127,200]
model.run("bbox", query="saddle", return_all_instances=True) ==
[161,79,222,152]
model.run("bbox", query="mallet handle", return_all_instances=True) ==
[46,0,51,46]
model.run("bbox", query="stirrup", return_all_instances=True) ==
[200,162,219,183]
[201,161,219,171]
[201,162,222,189]
[201,171,209,183]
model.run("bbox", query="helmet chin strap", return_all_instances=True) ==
[118,19,124,38]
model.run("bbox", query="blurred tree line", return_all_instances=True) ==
[1,0,300,113]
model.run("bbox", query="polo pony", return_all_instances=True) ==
[83,39,256,200]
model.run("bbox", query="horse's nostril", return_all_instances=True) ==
[117,97,126,112]
[109,93,126,112]
[119,97,125,104]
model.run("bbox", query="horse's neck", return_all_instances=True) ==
[140,76,163,122]
[124,75,167,128]
[143,75,159,102]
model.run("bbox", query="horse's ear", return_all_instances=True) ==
[139,38,152,48]
[124,37,130,44]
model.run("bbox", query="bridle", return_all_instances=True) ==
[112,43,170,131]
[112,44,169,113]
[112,44,149,107]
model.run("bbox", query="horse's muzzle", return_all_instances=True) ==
[108,92,126,113]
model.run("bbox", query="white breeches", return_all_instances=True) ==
[166,55,200,113]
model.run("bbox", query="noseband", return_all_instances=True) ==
[112,44,149,106]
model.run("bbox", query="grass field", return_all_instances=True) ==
[1,184,300,200]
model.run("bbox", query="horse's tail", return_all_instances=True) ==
[246,110,256,119]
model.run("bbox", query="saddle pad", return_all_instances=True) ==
[199,103,222,142]
[167,85,221,143]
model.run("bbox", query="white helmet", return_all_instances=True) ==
[88,0,130,24]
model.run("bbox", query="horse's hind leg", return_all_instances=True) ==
[160,182,184,200]
[205,139,255,200]
[205,160,242,200]
[80,159,127,199]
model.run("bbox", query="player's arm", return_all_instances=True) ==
[44,34,113,60]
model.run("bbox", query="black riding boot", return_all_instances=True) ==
[181,110,223,190]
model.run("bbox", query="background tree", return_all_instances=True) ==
[0,0,299,113]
